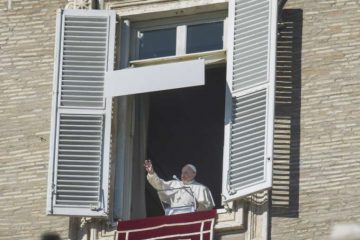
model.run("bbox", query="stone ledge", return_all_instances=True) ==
[215,201,245,232]
[107,0,227,21]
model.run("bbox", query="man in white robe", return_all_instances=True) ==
[144,160,215,215]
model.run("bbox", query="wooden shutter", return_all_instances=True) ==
[47,9,116,216]
[222,0,277,201]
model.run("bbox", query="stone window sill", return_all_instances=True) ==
[214,201,245,232]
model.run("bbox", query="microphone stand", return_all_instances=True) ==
[156,175,197,215]
[172,175,198,211]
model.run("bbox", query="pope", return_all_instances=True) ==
[144,160,215,214]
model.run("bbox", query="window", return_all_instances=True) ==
[47,0,277,219]
[138,27,177,59]
[186,21,223,53]
[125,13,227,218]
[131,12,226,61]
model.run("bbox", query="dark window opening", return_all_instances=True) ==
[145,66,226,217]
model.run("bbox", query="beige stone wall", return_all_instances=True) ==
[2,0,359,239]
[271,0,360,239]
[0,1,69,239]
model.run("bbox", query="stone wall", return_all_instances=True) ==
[271,0,360,239]
[0,1,69,239]
[2,0,359,239]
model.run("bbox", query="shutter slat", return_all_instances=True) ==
[56,200,100,205]
[57,179,99,184]
[58,164,99,169]
[54,113,104,208]
[59,129,102,132]
[231,163,263,178]
[57,175,99,179]
[64,30,107,34]
[57,195,99,199]
[61,89,104,94]
[64,36,107,42]
[231,144,264,158]
[63,59,105,64]
[232,0,271,91]
[63,56,105,61]
[57,184,99,189]
[60,139,101,143]
[230,176,264,189]
[65,26,108,31]
[57,190,99,195]
[62,72,104,76]
[58,169,100,173]
[230,154,263,167]
[62,80,104,85]
[59,13,110,109]
[59,136,101,139]
[65,20,107,26]
[59,160,100,164]
[59,153,98,158]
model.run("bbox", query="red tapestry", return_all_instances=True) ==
[117,209,216,240]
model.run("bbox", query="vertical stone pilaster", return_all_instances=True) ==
[245,192,269,240]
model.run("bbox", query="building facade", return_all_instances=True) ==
[0,0,359,240]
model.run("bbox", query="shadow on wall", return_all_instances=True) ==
[270,9,303,218]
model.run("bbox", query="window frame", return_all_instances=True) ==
[130,11,228,61]
[112,11,229,220]
[112,0,276,221]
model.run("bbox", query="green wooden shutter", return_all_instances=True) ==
[222,0,277,201]
[47,9,116,216]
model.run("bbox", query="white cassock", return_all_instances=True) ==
[147,172,215,214]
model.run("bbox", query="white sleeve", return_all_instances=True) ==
[146,172,172,190]
[196,186,215,211]
[147,173,178,204]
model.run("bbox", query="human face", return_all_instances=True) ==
[181,165,196,183]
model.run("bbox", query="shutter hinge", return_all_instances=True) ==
[90,205,102,211]
[51,184,56,195]
[221,194,233,213]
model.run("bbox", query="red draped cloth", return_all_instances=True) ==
[117,209,216,240]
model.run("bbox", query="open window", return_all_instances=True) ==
[144,66,226,217]
[111,12,227,219]
[47,0,277,219]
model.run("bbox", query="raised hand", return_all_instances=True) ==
[144,159,154,174]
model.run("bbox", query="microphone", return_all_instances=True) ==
[172,175,180,181]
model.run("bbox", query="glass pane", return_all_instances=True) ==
[138,28,176,60]
[186,22,223,54]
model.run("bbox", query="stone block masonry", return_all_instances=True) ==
[0,1,69,239]
[271,1,360,240]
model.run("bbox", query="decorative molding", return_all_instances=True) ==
[215,201,245,232]
[106,0,227,19]
[65,0,94,9]
[245,191,269,240]
[107,0,181,9]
